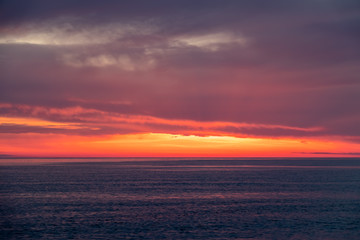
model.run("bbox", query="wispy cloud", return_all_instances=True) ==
[0,19,155,46]
[0,103,325,138]
[294,152,360,156]
[171,32,248,51]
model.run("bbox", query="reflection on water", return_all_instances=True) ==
[1,159,360,239]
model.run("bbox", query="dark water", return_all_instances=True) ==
[1,158,360,239]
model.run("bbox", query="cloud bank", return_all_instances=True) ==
[1,0,360,155]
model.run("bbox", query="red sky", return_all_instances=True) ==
[0,0,360,157]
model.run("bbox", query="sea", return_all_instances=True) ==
[1,158,359,239]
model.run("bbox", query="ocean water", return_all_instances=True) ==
[1,158,360,239]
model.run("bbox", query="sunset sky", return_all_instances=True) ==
[1,0,360,157]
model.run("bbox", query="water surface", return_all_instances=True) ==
[1,158,359,239]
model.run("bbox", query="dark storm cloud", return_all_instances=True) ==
[0,0,359,140]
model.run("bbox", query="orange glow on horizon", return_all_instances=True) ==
[1,132,359,158]
[1,115,360,158]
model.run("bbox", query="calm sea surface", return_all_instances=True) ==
[1,158,360,239]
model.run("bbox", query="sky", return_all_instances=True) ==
[0,0,360,157]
